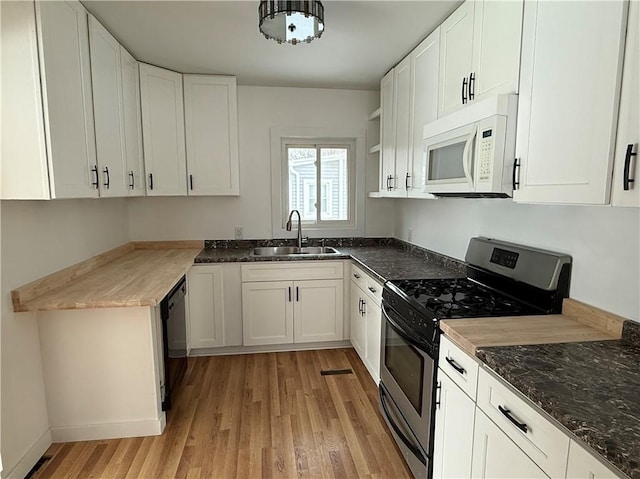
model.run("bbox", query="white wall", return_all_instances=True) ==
[0,199,129,479]
[394,199,640,322]
[128,85,395,240]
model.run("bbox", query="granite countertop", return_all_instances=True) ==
[194,238,466,283]
[476,321,640,479]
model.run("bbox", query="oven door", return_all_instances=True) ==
[379,301,436,472]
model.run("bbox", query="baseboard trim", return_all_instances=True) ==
[50,415,166,443]
[189,340,352,357]
[4,429,52,479]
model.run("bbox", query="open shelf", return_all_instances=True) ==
[368,108,381,121]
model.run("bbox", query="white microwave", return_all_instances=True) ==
[420,95,518,197]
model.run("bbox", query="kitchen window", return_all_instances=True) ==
[287,144,349,224]
[270,127,365,238]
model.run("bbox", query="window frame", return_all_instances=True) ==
[285,142,352,226]
[270,127,366,238]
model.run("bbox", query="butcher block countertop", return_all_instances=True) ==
[12,241,202,312]
[440,298,625,355]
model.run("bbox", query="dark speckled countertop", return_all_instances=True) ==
[477,321,640,479]
[194,237,466,283]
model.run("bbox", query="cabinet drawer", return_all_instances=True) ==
[350,263,367,289]
[242,261,344,282]
[438,335,479,400]
[477,368,570,478]
[351,262,382,305]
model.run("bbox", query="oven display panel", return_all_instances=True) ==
[490,248,519,269]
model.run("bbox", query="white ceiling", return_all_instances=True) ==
[81,0,461,90]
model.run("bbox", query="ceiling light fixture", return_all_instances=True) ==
[258,1,325,45]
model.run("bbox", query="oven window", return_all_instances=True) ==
[428,142,465,180]
[384,322,424,414]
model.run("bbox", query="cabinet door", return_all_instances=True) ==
[514,1,627,205]
[242,281,293,346]
[566,440,625,479]
[408,27,440,198]
[139,63,187,196]
[37,1,98,198]
[380,69,396,194]
[120,47,146,197]
[350,282,366,358]
[88,15,127,197]
[438,0,475,117]
[471,0,522,101]
[433,370,475,479]
[188,266,225,349]
[294,279,343,343]
[390,56,412,196]
[611,0,639,208]
[363,298,381,384]
[183,75,240,196]
[471,409,549,479]
[1,1,50,199]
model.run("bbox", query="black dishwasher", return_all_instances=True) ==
[160,276,188,411]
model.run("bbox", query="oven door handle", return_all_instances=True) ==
[379,386,427,466]
[382,304,435,358]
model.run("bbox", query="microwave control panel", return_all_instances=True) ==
[478,128,493,182]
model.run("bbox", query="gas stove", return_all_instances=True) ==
[388,277,540,319]
[381,237,573,351]
[379,237,572,479]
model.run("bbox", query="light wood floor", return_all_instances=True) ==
[32,348,412,479]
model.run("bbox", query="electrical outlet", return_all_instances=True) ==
[408,228,413,242]
[234,226,243,240]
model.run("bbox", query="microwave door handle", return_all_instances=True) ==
[462,127,476,188]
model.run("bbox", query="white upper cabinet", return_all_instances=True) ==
[183,75,240,196]
[439,0,522,118]
[611,0,639,208]
[88,15,128,197]
[378,28,440,199]
[439,0,475,117]
[120,47,146,197]
[139,63,187,196]
[390,56,412,197]
[1,0,98,199]
[513,1,628,205]
[380,70,396,194]
[37,1,98,199]
[408,27,440,198]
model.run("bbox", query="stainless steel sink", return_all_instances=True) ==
[251,246,339,256]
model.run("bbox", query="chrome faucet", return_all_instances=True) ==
[286,209,303,248]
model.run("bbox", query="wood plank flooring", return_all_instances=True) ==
[33,348,412,479]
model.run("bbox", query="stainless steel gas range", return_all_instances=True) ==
[378,237,572,479]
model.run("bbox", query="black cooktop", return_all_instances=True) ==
[388,277,541,319]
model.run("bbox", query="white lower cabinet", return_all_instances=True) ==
[241,262,344,347]
[242,281,294,346]
[476,368,570,478]
[349,281,366,357]
[188,264,242,350]
[294,280,343,343]
[433,336,626,479]
[349,263,383,383]
[566,439,626,479]
[432,370,476,479]
[471,409,549,479]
